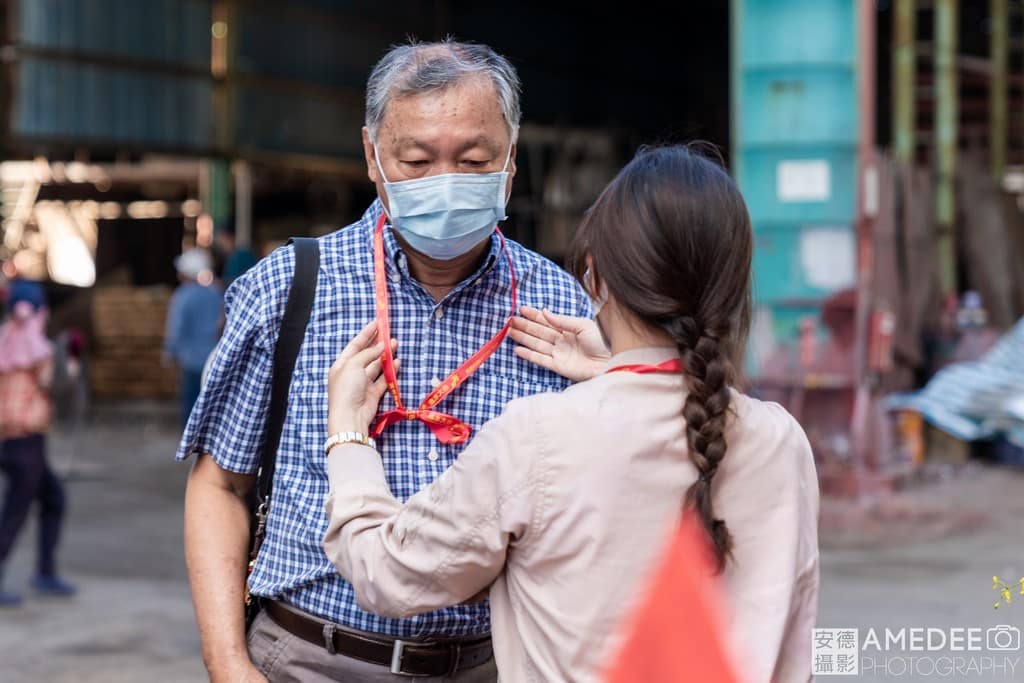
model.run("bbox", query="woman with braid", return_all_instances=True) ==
[323,145,819,682]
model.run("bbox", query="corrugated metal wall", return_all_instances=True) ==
[229,2,419,159]
[11,0,214,150]
[13,58,213,149]
[5,0,436,160]
[5,1,728,167]
[18,0,210,67]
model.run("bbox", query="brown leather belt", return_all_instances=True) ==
[264,601,493,677]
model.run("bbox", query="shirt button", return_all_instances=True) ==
[427,449,439,462]
[390,271,400,283]
[430,376,442,388]
[434,308,444,320]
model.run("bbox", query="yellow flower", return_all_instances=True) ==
[1003,589,1013,604]
[996,602,1002,609]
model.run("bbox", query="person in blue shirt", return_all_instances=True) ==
[164,248,223,427]
[178,40,589,682]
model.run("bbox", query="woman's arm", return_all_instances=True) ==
[321,323,541,618]
[323,397,539,618]
[719,406,820,683]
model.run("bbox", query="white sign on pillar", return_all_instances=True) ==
[777,159,831,202]
[800,227,856,291]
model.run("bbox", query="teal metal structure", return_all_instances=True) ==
[731,0,862,376]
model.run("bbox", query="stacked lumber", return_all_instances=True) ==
[90,286,177,398]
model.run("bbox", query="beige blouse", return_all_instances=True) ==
[324,347,819,683]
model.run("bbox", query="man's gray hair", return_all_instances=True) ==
[365,39,522,142]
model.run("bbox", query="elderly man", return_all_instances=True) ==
[179,40,588,682]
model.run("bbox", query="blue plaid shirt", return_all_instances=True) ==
[177,200,590,637]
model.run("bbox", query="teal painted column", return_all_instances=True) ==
[730,0,860,375]
[208,159,231,235]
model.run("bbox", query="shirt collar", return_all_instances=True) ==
[604,346,681,372]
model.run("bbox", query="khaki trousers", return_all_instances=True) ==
[246,610,499,682]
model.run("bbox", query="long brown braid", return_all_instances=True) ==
[568,144,753,572]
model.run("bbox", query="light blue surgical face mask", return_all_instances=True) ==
[375,142,513,261]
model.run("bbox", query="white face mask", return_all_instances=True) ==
[583,267,609,316]
[374,142,513,261]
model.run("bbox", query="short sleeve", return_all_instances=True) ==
[174,267,273,473]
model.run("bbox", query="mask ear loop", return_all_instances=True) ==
[373,143,391,184]
[373,143,396,222]
[583,268,609,316]
[501,134,515,172]
[499,131,516,213]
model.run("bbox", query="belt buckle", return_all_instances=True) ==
[390,639,433,677]
[391,638,457,677]
[390,639,408,675]
[446,643,463,677]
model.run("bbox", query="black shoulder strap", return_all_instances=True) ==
[256,237,319,505]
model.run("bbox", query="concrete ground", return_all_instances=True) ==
[816,463,1024,682]
[0,403,204,683]
[1,402,1023,682]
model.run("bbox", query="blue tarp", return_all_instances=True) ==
[887,317,1024,448]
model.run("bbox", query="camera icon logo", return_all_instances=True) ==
[987,625,1021,651]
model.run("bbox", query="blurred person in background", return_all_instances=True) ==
[324,146,819,682]
[180,39,589,682]
[164,248,224,428]
[51,329,90,475]
[0,280,75,606]
[216,228,259,286]
[951,290,1000,363]
[223,247,258,286]
[218,227,260,286]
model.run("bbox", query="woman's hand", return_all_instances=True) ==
[509,306,610,382]
[327,321,398,435]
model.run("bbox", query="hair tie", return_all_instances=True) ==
[698,471,712,484]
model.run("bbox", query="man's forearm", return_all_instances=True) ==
[184,455,255,679]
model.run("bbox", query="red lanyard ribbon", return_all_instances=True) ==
[606,358,685,375]
[371,214,518,445]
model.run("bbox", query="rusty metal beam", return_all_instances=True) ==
[852,0,880,491]
[935,0,959,295]
[893,0,916,164]
[991,0,1008,182]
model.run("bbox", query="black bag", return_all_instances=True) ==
[245,237,319,629]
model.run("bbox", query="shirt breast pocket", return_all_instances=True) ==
[471,368,562,423]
